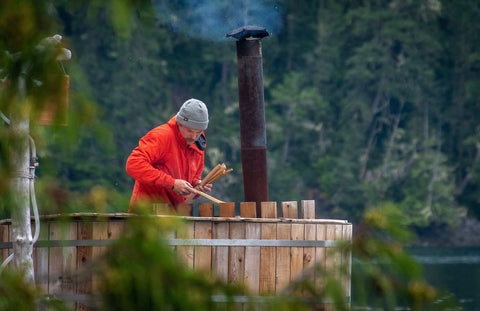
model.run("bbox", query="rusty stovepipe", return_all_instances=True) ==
[227,26,269,215]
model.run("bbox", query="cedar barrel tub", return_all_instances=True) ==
[0,200,352,310]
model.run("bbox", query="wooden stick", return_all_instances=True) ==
[200,167,218,186]
[208,169,226,184]
[210,168,233,183]
[202,164,224,185]
[209,164,226,182]
[187,187,225,204]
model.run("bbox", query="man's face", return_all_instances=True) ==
[178,124,203,145]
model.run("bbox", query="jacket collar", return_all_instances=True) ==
[168,117,205,154]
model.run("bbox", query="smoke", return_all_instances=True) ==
[154,0,283,41]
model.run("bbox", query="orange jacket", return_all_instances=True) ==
[126,117,205,209]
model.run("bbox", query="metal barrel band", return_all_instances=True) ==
[0,238,340,249]
[168,238,338,247]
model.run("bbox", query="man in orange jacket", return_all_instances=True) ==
[126,98,212,211]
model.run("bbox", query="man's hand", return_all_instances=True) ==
[195,181,212,193]
[172,179,193,196]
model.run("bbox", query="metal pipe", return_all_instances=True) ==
[227,26,269,215]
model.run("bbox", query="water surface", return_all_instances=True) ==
[409,246,480,311]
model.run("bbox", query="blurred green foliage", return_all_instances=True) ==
[0,267,68,311]
[0,269,37,311]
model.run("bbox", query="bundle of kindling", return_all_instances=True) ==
[185,163,232,204]
[198,163,233,186]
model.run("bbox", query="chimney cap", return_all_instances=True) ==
[226,25,269,40]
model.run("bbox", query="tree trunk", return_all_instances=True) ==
[9,85,35,283]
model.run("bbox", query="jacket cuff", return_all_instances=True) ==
[157,176,175,190]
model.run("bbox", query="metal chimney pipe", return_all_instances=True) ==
[227,26,269,215]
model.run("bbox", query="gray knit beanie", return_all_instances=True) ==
[176,98,209,130]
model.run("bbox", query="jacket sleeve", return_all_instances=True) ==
[125,129,175,189]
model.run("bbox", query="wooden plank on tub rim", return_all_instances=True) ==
[290,223,304,288]
[301,200,315,219]
[259,201,277,294]
[240,202,256,218]
[91,221,109,292]
[342,223,353,302]
[275,222,291,293]
[212,220,229,281]
[76,221,93,311]
[315,223,326,293]
[176,221,194,269]
[228,221,245,284]
[302,199,316,294]
[219,202,235,217]
[281,201,298,219]
[176,203,192,216]
[244,221,260,294]
[49,221,77,310]
[193,220,212,273]
[198,202,214,217]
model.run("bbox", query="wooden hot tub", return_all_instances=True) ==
[0,200,352,309]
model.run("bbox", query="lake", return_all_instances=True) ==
[350,246,480,310]
[410,246,480,311]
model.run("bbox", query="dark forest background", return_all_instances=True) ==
[2,0,480,231]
